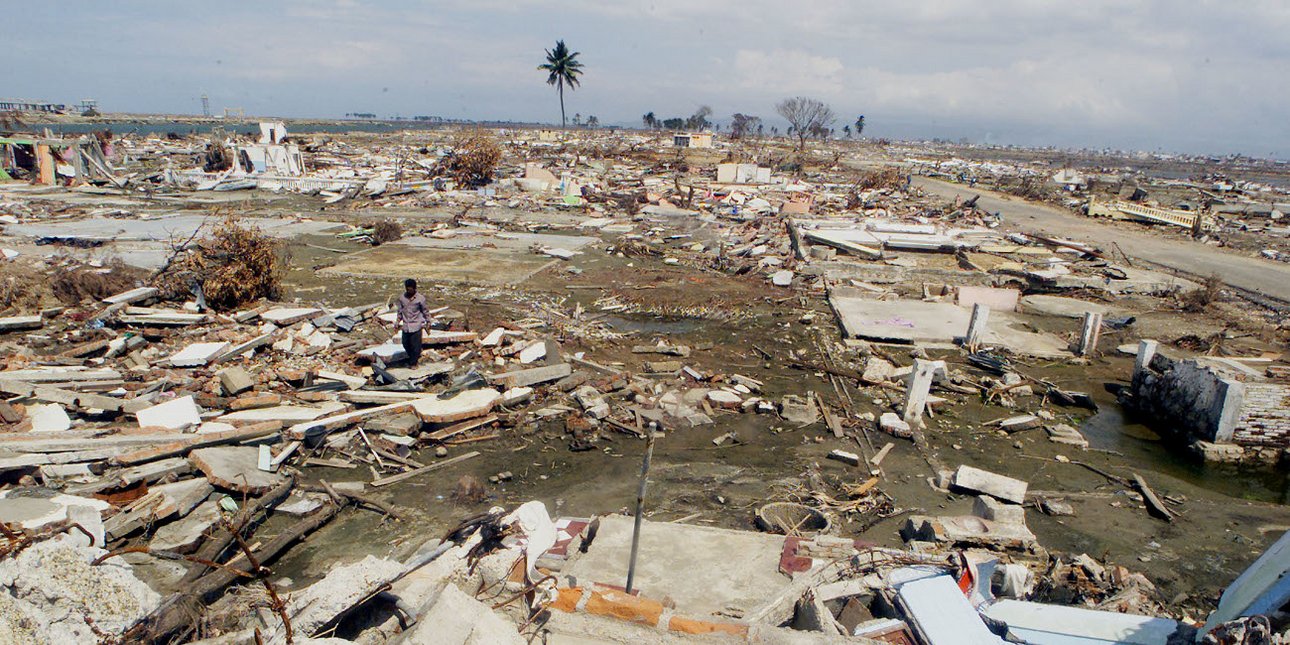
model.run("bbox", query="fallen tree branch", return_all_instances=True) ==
[303,482,402,520]
[131,500,342,643]
[180,476,295,583]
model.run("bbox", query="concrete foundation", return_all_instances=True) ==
[561,514,792,619]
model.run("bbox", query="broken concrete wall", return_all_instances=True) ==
[1130,351,1245,444]
[1124,343,1290,459]
[234,143,304,176]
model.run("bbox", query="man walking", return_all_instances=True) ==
[396,278,428,366]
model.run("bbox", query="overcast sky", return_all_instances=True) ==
[10,1,1289,157]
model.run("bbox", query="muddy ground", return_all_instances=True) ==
[184,199,1290,623]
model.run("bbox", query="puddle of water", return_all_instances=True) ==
[1081,403,1290,504]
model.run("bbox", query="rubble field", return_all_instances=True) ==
[1,121,1289,643]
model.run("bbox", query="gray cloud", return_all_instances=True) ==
[7,0,1287,156]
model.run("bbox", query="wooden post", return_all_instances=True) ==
[36,144,56,185]
[625,432,657,594]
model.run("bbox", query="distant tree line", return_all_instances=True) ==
[641,106,713,132]
[638,99,866,148]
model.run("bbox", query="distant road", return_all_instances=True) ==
[912,177,1290,305]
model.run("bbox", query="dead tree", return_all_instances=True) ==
[776,97,835,151]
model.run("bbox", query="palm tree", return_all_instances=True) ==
[538,40,584,128]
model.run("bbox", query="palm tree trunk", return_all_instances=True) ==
[558,82,566,128]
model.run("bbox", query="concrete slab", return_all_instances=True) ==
[902,514,1036,549]
[951,465,1028,504]
[0,492,109,532]
[1046,423,1089,448]
[190,446,286,494]
[831,297,969,344]
[357,342,408,363]
[0,497,64,529]
[1056,266,1198,295]
[271,555,405,642]
[2,215,342,269]
[0,315,44,332]
[489,363,572,388]
[102,286,159,306]
[399,230,597,253]
[956,286,1020,311]
[410,389,501,424]
[405,582,526,644]
[1,367,120,383]
[168,342,230,368]
[28,403,72,432]
[150,499,221,553]
[152,478,213,517]
[1020,294,1112,319]
[386,361,454,381]
[562,514,791,618]
[424,330,479,345]
[136,396,202,430]
[261,307,322,325]
[217,366,255,396]
[4,214,338,242]
[218,402,347,423]
[830,293,1070,356]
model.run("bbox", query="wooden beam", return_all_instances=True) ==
[423,414,496,443]
[369,451,479,487]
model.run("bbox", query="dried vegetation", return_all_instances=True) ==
[155,214,287,310]
[0,261,45,313]
[50,259,146,305]
[370,220,403,245]
[1178,274,1224,313]
[439,129,502,186]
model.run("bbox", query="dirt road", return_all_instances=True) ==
[913,177,1290,305]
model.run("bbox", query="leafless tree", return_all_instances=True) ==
[776,97,835,150]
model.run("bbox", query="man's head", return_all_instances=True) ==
[404,278,417,297]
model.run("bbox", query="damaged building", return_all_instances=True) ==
[0,133,118,186]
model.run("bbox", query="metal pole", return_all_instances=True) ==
[625,432,656,594]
